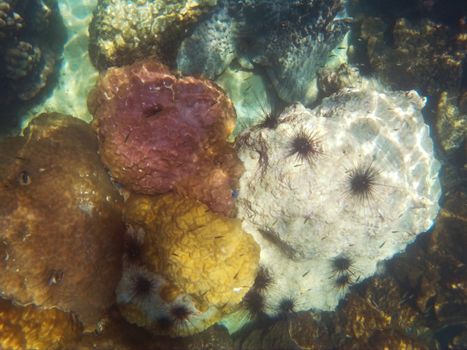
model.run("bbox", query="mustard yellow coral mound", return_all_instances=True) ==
[0,298,82,350]
[121,193,260,336]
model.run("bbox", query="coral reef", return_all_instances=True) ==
[348,0,467,25]
[0,113,124,330]
[177,0,349,105]
[116,193,260,337]
[176,6,237,79]
[0,2,24,40]
[234,0,349,105]
[0,0,66,127]
[359,17,465,97]
[88,0,218,70]
[349,1,466,158]
[88,59,243,216]
[434,91,467,155]
[0,297,82,350]
[235,79,441,315]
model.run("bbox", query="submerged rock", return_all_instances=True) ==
[116,193,260,337]
[0,113,124,330]
[235,80,441,315]
[88,59,243,217]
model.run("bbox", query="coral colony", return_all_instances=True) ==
[235,84,441,317]
[0,0,447,347]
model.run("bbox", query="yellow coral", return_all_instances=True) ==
[0,298,82,350]
[122,193,260,335]
[126,193,259,310]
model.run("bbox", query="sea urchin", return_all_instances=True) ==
[345,162,379,204]
[287,127,322,165]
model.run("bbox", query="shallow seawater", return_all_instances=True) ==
[0,0,465,349]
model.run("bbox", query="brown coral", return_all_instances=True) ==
[0,113,124,330]
[0,297,82,350]
[88,59,243,216]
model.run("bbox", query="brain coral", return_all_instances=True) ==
[0,297,82,350]
[88,0,218,70]
[116,193,260,337]
[0,113,124,330]
[235,80,441,315]
[88,59,243,216]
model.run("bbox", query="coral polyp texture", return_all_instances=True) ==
[88,59,243,216]
[235,81,442,313]
[117,193,260,337]
[88,0,218,70]
[0,113,124,330]
[0,297,82,350]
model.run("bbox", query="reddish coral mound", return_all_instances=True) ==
[0,113,124,330]
[88,59,243,216]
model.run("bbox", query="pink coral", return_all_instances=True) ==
[88,59,243,216]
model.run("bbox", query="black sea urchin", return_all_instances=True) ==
[345,162,379,204]
[277,297,296,316]
[170,304,193,323]
[258,110,280,130]
[243,290,266,319]
[253,265,273,292]
[330,254,354,276]
[334,273,353,292]
[287,127,322,165]
[129,273,154,301]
